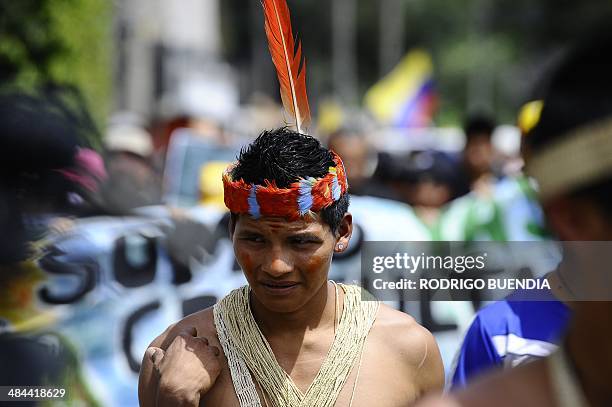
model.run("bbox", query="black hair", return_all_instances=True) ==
[527,30,612,217]
[231,127,349,233]
[464,114,496,140]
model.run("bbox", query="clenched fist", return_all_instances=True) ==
[147,327,221,406]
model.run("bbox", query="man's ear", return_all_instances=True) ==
[334,213,353,253]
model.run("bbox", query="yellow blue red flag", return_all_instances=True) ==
[364,49,437,128]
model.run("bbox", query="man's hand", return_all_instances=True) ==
[147,327,222,406]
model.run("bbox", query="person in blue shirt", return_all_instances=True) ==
[419,29,612,407]
[449,99,572,388]
[450,281,570,388]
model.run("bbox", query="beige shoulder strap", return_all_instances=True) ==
[214,287,263,407]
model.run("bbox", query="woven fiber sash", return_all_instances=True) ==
[213,284,379,407]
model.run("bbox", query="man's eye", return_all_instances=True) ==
[242,236,264,243]
[290,237,318,245]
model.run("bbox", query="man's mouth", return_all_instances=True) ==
[260,280,300,294]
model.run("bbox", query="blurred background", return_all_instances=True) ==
[0,0,610,405]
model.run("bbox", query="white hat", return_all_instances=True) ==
[104,124,154,157]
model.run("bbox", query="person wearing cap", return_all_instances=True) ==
[97,119,162,214]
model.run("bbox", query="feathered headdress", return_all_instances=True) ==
[261,0,311,134]
[222,0,348,219]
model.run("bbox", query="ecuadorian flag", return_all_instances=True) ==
[364,49,437,128]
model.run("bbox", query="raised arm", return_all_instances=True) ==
[138,326,221,406]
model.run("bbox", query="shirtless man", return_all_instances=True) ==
[138,129,444,406]
[419,31,612,407]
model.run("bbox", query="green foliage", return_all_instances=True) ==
[0,0,112,137]
[0,0,63,85]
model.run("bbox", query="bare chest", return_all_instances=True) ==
[202,334,418,407]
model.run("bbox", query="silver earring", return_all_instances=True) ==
[337,243,344,251]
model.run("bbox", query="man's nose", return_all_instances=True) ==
[263,246,293,277]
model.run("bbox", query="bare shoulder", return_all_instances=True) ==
[139,306,236,406]
[416,358,554,407]
[415,395,463,407]
[456,358,554,407]
[372,304,437,364]
[149,306,218,349]
[371,304,445,393]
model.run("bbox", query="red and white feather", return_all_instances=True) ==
[261,0,311,134]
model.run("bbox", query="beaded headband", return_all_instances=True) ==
[223,152,348,220]
[222,0,348,219]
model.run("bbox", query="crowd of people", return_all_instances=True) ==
[1,5,611,407]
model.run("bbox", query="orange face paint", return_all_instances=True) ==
[305,251,330,273]
[240,252,254,272]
